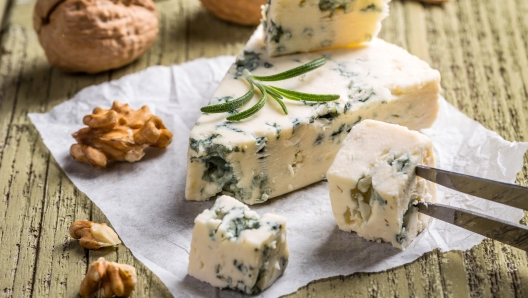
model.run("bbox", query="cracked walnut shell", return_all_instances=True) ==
[80,257,137,298]
[200,0,266,26]
[70,101,173,168]
[33,0,158,73]
[69,220,121,249]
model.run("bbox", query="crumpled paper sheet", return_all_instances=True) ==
[29,56,528,298]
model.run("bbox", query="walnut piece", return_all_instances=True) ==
[33,0,158,73]
[80,257,107,297]
[80,257,137,298]
[69,221,121,250]
[70,101,173,168]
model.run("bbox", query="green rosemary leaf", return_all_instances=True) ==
[250,57,327,82]
[262,85,287,114]
[268,85,339,102]
[227,84,267,121]
[200,83,255,113]
[268,91,288,115]
[263,85,283,100]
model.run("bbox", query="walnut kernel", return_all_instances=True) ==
[80,257,137,298]
[102,262,137,297]
[70,101,173,168]
[79,257,107,297]
[69,221,121,250]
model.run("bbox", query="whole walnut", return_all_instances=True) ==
[33,0,159,74]
[200,0,266,26]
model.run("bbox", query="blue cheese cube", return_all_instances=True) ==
[186,27,440,205]
[327,120,436,249]
[188,195,289,294]
[262,0,390,56]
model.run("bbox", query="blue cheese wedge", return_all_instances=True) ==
[188,195,289,294]
[326,120,436,249]
[262,0,391,56]
[186,27,440,205]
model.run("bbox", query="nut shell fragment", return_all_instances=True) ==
[80,257,137,298]
[70,101,173,168]
[69,220,121,250]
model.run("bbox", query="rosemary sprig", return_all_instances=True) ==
[227,83,267,121]
[200,84,254,113]
[201,57,339,121]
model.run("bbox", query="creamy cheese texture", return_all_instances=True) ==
[262,0,391,56]
[188,195,289,294]
[327,120,436,249]
[185,27,440,205]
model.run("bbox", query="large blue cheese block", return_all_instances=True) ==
[185,27,440,205]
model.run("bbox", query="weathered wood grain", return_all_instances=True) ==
[0,0,527,297]
[0,0,10,31]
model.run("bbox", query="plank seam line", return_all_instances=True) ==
[29,153,50,298]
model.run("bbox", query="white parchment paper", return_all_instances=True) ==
[29,57,528,298]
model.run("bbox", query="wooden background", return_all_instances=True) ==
[1,0,528,297]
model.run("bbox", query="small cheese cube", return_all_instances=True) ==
[262,0,391,56]
[326,120,436,249]
[188,195,289,294]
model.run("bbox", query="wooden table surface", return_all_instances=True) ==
[1,0,528,297]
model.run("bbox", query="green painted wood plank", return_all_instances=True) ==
[403,2,431,64]
[378,1,408,49]
[438,251,471,298]
[185,0,254,60]
[0,23,24,162]
[32,158,90,297]
[0,16,30,298]
[155,0,189,65]
[0,0,10,31]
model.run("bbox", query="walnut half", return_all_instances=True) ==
[70,101,173,168]
[69,221,121,250]
[80,257,137,298]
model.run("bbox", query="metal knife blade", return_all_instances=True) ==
[416,202,528,251]
[416,165,528,210]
